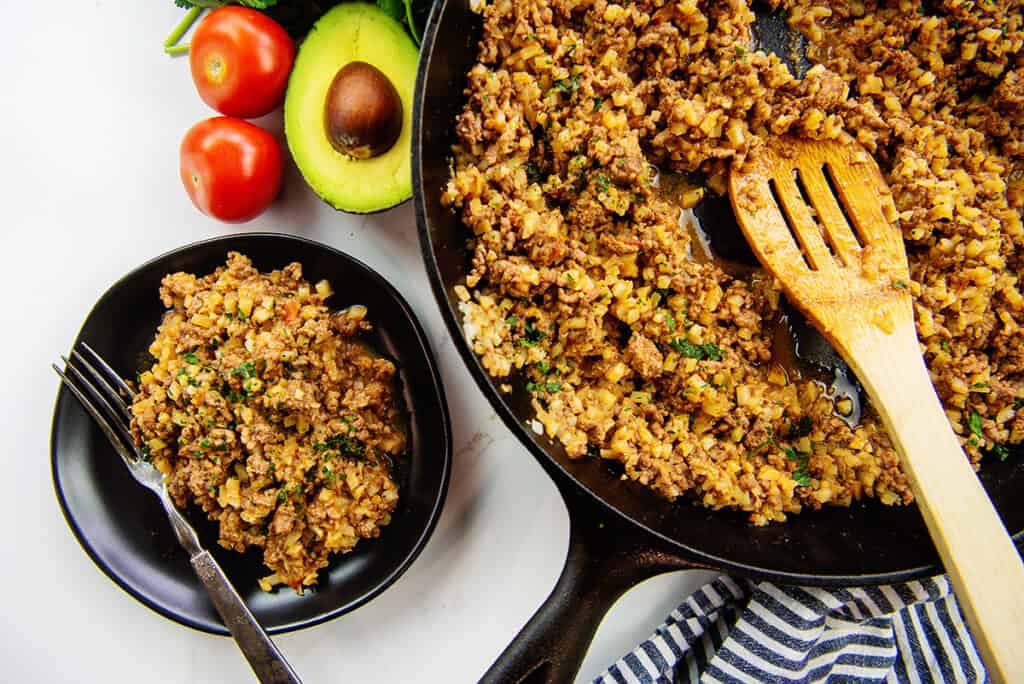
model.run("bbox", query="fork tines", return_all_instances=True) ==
[53,343,139,467]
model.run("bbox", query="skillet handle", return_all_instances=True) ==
[480,475,700,684]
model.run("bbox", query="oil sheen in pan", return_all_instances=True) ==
[652,167,864,428]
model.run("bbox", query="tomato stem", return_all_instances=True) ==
[404,0,421,45]
[163,6,203,56]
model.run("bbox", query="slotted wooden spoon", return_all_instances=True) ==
[730,138,1024,683]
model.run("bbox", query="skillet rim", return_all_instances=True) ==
[412,0,1023,586]
[50,231,453,635]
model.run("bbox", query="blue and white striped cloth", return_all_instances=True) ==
[596,575,985,683]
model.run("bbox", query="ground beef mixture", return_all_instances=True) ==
[443,0,1023,524]
[130,253,406,590]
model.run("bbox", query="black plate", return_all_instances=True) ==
[51,233,451,635]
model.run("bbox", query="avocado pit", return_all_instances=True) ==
[324,61,403,160]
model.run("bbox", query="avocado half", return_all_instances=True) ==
[285,3,419,214]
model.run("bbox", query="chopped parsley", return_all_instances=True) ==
[526,381,562,393]
[792,469,812,487]
[517,321,547,347]
[276,487,289,504]
[1014,397,1023,410]
[968,411,983,438]
[505,315,518,327]
[552,73,580,94]
[140,445,152,463]
[665,313,676,332]
[221,385,243,403]
[782,446,812,486]
[313,432,366,460]
[199,439,211,448]
[972,382,988,389]
[592,96,604,111]
[183,352,199,364]
[232,361,256,380]
[786,416,813,439]
[893,280,909,290]
[525,162,542,184]
[210,485,219,495]
[991,444,1010,461]
[669,339,724,361]
[536,361,555,375]
[594,174,611,193]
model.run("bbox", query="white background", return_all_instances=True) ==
[0,3,716,682]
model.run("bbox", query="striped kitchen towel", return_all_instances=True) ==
[595,575,986,683]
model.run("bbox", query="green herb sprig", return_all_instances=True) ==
[669,339,724,361]
[782,446,812,487]
[516,321,548,347]
[551,73,580,94]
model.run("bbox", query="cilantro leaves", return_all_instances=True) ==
[783,446,812,487]
[669,339,724,361]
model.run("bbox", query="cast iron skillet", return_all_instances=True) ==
[413,1,1024,681]
[51,233,451,635]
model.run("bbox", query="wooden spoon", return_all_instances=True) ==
[729,138,1024,683]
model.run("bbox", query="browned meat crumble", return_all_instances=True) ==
[443,0,1023,523]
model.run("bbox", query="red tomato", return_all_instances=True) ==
[180,117,284,223]
[189,7,295,119]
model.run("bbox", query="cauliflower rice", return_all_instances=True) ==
[442,0,1023,524]
[130,253,406,590]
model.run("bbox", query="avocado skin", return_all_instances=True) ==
[285,3,419,214]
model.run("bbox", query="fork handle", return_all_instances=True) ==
[190,551,303,684]
[846,321,1024,684]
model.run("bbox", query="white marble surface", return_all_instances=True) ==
[0,3,716,682]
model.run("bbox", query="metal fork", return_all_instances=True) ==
[53,343,302,684]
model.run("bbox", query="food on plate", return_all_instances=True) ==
[189,6,295,119]
[443,0,1023,524]
[179,116,284,223]
[325,61,404,160]
[129,253,406,591]
[284,2,418,213]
